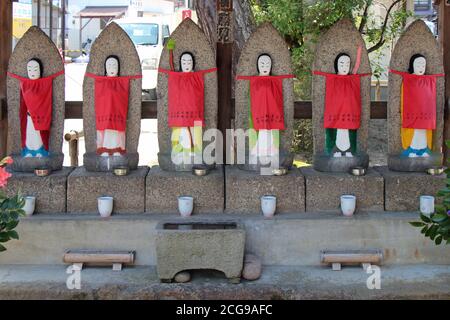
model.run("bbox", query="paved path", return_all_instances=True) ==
[0,264,449,299]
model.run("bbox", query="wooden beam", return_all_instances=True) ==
[0,0,12,158]
[60,99,388,120]
[216,0,233,162]
[4,97,389,121]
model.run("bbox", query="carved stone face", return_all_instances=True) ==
[258,55,272,76]
[337,55,351,75]
[180,53,194,72]
[413,56,426,75]
[27,60,41,80]
[105,57,119,77]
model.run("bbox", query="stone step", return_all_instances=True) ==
[0,264,448,299]
[1,212,449,266]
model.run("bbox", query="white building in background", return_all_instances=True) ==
[66,0,177,54]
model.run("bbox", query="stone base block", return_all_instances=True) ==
[388,153,442,172]
[225,165,305,214]
[301,166,384,212]
[146,166,224,214]
[237,151,294,172]
[5,167,73,213]
[10,152,64,173]
[83,152,139,172]
[376,166,446,211]
[67,166,148,213]
[313,152,369,173]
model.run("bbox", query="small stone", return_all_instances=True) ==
[174,271,191,283]
[242,254,262,281]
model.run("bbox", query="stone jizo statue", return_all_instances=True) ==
[390,54,444,159]
[236,53,294,168]
[85,55,141,158]
[314,51,370,159]
[8,58,64,159]
[158,51,217,168]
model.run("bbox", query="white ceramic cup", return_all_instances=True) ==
[98,196,113,218]
[261,195,277,218]
[340,195,356,217]
[178,196,194,217]
[419,195,435,216]
[23,196,36,217]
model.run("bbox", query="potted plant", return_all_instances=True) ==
[0,156,24,251]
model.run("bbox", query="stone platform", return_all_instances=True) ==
[375,166,446,211]
[2,212,449,266]
[0,264,448,300]
[67,166,149,214]
[225,166,305,214]
[4,167,73,213]
[301,166,384,212]
[146,166,224,214]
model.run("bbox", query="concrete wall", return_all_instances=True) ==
[1,212,449,266]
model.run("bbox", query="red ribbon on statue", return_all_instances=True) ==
[236,74,294,130]
[159,68,217,127]
[390,69,444,130]
[7,70,64,150]
[85,73,142,132]
[313,71,370,130]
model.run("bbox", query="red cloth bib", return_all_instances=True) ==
[159,68,217,127]
[390,69,444,130]
[8,70,64,150]
[86,73,142,132]
[314,71,370,130]
[236,74,294,130]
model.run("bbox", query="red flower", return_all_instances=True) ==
[0,166,12,188]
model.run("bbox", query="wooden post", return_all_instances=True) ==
[437,0,450,162]
[37,0,41,27]
[216,0,233,163]
[61,0,66,60]
[0,0,13,158]
[49,0,53,41]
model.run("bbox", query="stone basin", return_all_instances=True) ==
[155,220,245,283]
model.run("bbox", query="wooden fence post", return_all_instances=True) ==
[0,0,13,158]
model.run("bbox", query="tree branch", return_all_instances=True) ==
[358,1,370,33]
[367,0,402,53]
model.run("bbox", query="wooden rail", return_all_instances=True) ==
[63,249,135,271]
[320,249,383,271]
[1,98,389,120]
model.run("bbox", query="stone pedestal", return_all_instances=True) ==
[313,153,369,173]
[225,165,305,214]
[67,166,148,213]
[5,168,73,213]
[376,166,446,211]
[146,166,224,214]
[301,166,384,212]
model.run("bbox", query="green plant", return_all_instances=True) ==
[410,142,450,245]
[0,156,24,252]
